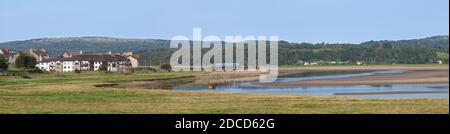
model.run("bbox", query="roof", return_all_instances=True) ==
[72,54,128,62]
[40,57,68,62]
[0,49,18,57]
[64,51,103,56]
[40,54,129,63]
[30,49,48,56]
[64,52,81,56]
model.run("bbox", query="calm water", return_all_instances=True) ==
[172,70,449,98]
[275,70,408,82]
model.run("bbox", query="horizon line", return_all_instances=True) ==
[0,35,448,45]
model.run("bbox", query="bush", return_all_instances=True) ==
[148,67,157,72]
[18,69,31,79]
[27,68,44,73]
[74,69,82,74]
[20,74,32,79]
[0,55,8,75]
[15,53,37,69]
[159,63,172,72]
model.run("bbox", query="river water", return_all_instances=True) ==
[172,70,449,98]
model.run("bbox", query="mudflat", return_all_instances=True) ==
[274,66,449,86]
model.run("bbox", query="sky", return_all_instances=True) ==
[0,0,448,43]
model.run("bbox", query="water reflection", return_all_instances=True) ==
[171,70,448,98]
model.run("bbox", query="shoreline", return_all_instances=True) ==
[273,67,449,86]
[334,91,449,96]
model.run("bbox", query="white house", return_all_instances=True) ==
[37,54,132,73]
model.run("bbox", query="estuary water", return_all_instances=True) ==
[172,70,449,98]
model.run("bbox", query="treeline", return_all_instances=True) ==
[278,43,447,65]
[0,37,170,55]
[135,43,447,66]
[1,36,448,66]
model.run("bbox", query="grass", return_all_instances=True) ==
[0,67,448,114]
[0,86,447,114]
[0,71,194,86]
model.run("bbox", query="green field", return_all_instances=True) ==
[0,67,448,114]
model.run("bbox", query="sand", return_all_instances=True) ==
[273,66,449,86]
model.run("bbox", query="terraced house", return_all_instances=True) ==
[28,49,50,62]
[0,48,18,64]
[37,54,133,73]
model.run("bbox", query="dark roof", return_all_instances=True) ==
[0,49,18,57]
[31,49,48,56]
[64,51,103,56]
[72,54,128,62]
[40,57,67,62]
[40,54,129,62]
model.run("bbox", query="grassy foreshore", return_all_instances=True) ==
[0,65,448,114]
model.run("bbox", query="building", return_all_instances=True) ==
[209,63,243,72]
[0,48,19,64]
[37,54,132,73]
[63,51,85,58]
[356,61,364,65]
[28,49,50,62]
[127,56,139,68]
[63,51,139,68]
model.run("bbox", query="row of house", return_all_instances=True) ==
[1,48,139,73]
[62,51,139,68]
[0,49,18,64]
[0,48,50,64]
[38,54,132,72]
[37,51,139,73]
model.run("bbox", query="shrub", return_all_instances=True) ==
[20,74,32,79]
[74,69,82,74]
[148,67,157,72]
[18,68,31,79]
[15,53,37,69]
[0,55,8,75]
[27,68,44,73]
[159,63,172,72]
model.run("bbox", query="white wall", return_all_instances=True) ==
[63,61,74,72]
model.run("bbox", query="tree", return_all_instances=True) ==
[159,63,172,72]
[0,55,9,75]
[15,53,37,69]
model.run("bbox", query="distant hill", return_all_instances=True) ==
[1,36,448,55]
[0,37,171,55]
[1,36,448,65]
[361,35,449,49]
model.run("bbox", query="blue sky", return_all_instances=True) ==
[0,0,448,43]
